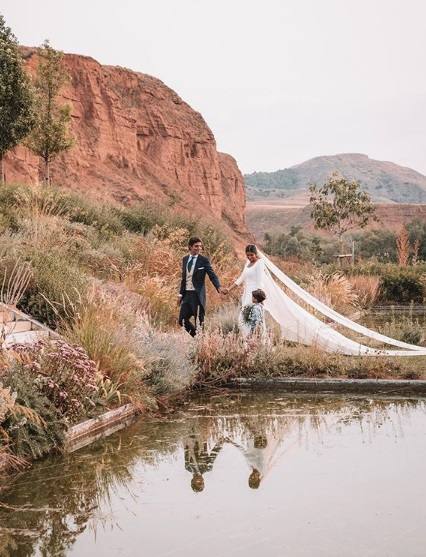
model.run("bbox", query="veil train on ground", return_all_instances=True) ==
[259,251,426,357]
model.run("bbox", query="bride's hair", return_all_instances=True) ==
[245,244,258,255]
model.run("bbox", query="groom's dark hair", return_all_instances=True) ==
[188,237,202,247]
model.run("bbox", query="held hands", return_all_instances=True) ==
[219,287,229,295]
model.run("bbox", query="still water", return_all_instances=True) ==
[1,391,425,557]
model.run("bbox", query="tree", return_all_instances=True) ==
[309,173,377,255]
[0,15,35,183]
[26,41,73,184]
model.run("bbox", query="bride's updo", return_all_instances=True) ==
[245,244,258,255]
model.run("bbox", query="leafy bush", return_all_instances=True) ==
[119,203,166,234]
[379,271,424,303]
[264,227,338,264]
[1,365,65,459]
[351,229,397,262]
[18,252,88,328]
[65,197,125,237]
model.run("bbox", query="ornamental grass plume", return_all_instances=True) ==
[65,292,145,385]
[307,272,358,312]
[347,275,380,308]
[396,226,410,267]
[140,329,197,395]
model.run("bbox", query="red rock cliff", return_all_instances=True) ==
[6,48,247,236]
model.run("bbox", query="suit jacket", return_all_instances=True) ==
[180,254,221,308]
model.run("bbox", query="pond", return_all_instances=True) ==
[1,390,425,556]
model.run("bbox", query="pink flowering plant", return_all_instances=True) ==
[12,339,99,423]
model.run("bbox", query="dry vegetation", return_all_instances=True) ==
[0,182,425,476]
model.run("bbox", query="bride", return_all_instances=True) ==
[225,245,267,337]
[226,244,265,306]
[225,244,426,357]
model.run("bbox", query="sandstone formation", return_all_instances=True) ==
[6,48,247,237]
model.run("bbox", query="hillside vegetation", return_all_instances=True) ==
[245,153,426,203]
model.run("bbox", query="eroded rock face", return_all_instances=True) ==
[6,48,247,236]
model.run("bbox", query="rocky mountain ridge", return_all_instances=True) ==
[5,48,247,237]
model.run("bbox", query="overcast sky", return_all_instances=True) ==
[2,0,426,174]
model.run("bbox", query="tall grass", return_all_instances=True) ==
[193,329,424,385]
[65,295,144,384]
[307,272,358,312]
[347,275,380,308]
[140,329,197,395]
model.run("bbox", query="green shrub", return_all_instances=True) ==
[379,272,424,303]
[119,203,166,234]
[60,194,125,237]
[18,252,88,328]
[1,364,65,459]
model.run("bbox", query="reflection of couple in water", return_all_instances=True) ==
[184,433,224,492]
[184,423,283,492]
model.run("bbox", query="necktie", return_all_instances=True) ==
[187,256,195,273]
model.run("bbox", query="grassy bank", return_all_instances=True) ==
[0,182,239,475]
[1,183,425,477]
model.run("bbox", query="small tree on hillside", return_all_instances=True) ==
[309,173,377,256]
[26,40,74,184]
[0,15,35,183]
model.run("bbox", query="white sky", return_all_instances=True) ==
[2,0,426,174]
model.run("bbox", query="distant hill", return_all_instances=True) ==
[246,203,426,242]
[245,153,426,204]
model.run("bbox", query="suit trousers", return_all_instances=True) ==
[178,291,205,337]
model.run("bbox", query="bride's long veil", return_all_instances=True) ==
[260,252,426,357]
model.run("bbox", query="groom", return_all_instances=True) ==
[178,237,223,336]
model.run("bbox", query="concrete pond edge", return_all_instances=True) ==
[65,403,139,453]
[228,377,426,395]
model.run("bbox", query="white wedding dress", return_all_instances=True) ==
[234,254,426,357]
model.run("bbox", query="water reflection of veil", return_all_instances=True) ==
[228,416,287,485]
[233,434,282,482]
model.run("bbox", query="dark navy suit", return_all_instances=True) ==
[178,254,221,336]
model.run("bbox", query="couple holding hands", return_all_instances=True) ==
[178,236,267,338]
